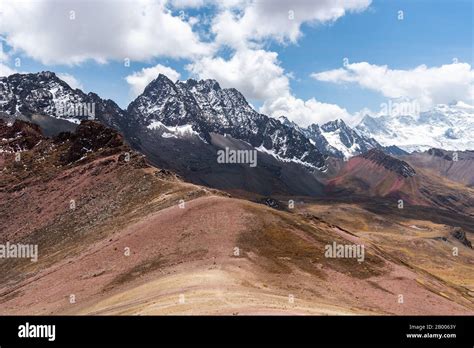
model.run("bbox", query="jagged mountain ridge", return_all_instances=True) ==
[0,71,127,132]
[278,116,342,158]
[127,74,326,169]
[279,116,402,159]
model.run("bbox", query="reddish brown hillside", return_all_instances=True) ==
[326,149,474,213]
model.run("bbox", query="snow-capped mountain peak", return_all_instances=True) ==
[279,116,382,159]
[127,75,327,169]
[278,115,299,129]
[356,102,474,152]
[320,119,348,132]
[0,71,127,130]
[319,118,380,158]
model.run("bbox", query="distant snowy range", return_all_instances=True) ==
[356,102,474,153]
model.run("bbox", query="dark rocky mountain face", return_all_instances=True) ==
[0,72,127,134]
[427,148,448,157]
[427,148,455,161]
[127,74,327,170]
[2,71,402,171]
[361,149,416,178]
[122,75,328,196]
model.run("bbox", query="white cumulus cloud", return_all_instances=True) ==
[187,48,288,100]
[0,63,17,77]
[126,64,181,97]
[0,0,211,65]
[312,61,474,109]
[261,94,351,127]
[170,0,206,8]
[211,0,371,49]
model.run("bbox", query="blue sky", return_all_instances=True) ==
[0,0,472,125]
[283,0,473,111]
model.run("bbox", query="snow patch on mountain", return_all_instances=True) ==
[147,120,204,140]
[320,127,359,158]
[255,145,321,169]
